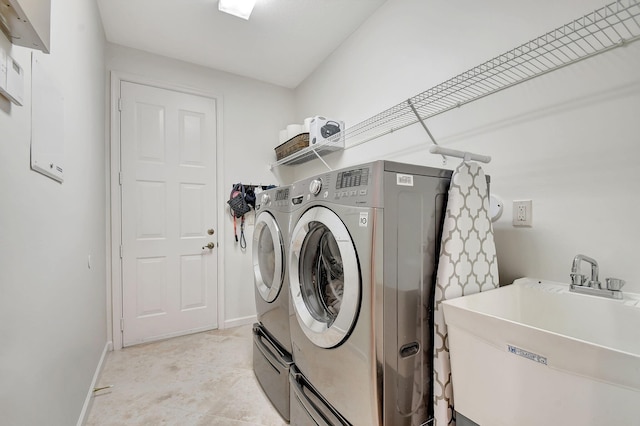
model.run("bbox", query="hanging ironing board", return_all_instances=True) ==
[433,160,499,425]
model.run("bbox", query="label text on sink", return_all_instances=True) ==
[507,344,548,366]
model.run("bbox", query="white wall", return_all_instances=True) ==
[104,44,296,326]
[0,0,107,424]
[294,0,640,292]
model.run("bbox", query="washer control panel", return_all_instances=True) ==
[291,165,374,207]
[336,167,369,189]
[333,166,370,200]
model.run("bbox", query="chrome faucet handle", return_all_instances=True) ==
[570,273,586,286]
[606,278,626,291]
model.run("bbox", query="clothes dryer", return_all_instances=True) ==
[288,161,452,425]
[252,185,293,422]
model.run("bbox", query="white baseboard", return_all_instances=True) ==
[76,341,111,426]
[223,314,257,329]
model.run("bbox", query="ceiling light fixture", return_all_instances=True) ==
[218,0,257,20]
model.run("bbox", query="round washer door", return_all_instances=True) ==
[253,211,284,303]
[289,206,360,348]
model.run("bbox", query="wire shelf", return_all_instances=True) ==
[343,0,640,147]
[272,0,640,167]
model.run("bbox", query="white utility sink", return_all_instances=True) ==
[442,277,640,426]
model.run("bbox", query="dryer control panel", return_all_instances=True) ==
[274,187,290,203]
[256,186,291,212]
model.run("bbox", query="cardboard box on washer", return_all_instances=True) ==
[309,116,345,150]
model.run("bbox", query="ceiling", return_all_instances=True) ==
[97,0,387,89]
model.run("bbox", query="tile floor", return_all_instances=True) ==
[86,324,287,426]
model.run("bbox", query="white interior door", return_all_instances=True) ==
[120,81,218,346]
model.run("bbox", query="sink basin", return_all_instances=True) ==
[442,277,640,426]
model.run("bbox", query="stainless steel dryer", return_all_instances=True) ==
[252,185,293,422]
[287,161,452,426]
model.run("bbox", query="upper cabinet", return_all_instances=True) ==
[0,0,51,53]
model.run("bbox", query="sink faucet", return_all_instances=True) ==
[569,254,625,300]
[570,254,600,289]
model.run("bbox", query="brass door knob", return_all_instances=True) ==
[207,229,215,235]
[202,242,215,249]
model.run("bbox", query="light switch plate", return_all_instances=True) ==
[5,54,24,105]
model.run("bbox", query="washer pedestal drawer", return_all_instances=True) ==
[252,323,293,422]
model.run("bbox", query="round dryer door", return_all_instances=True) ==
[289,206,360,349]
[253,211,284,303]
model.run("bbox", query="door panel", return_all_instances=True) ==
[136,181,166,239]
[135,102,165,162]
[121,81,218,346]
[136,257,167,317]
[180,183,205,238]
[253,211,284,303]
[289,206,361,349]
[179,111,206,166]
[180,255,207,310]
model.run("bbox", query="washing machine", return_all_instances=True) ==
[287,161,452,425]
[252,185,294,422]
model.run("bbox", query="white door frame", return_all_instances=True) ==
[107,71,226,350]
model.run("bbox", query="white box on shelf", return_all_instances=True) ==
[309,116,345,150]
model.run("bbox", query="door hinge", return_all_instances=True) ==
[118,98,122,111]
[120,318,124,331]
[119,245,123,259]
[119,171,122,186]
